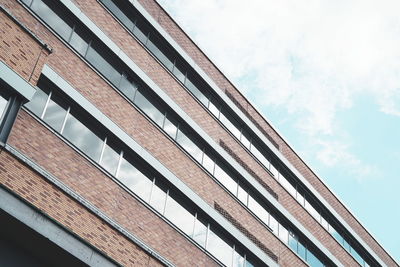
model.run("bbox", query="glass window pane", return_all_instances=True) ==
[305,200,321,222]
[184,77,209,106]
[269,215,278,234]
[320,216,328,229]
[100,142,120,175]
[296,191,305,206]
[118,74,138,101]
[21,0,33,6]
[214,164,237,194]
[117,157,152,201]
[207,229,233,267]
[132,20,148,44]
[0,95,7,123]
[248,196,269,224]
[42,96,68,132]
[62,112,104,162]
[164,193,195,236]
[202,152,215,174]
[220,113,241,140]
[31,0,72,40]
[86,45,122,87]
[278,224,289,244]
[240,132,251,149]
[25,88,48,117]
[163,115,178,139]
[269,163,279,178]
[279,174,296,196]
[100,0,134,31]
[176,129,203,162]
[298,242,307,262]
[233,250,245,267]
[69,28,89,56]
[147,37,174,71]
[237,185,248,205]
[343,238,350,251]
[208,99,220,118]
[351,248,364,265]
[134,90,164,127]
[173,60,186,83]
[149,180,167,214]
[307,250,324,267]
[288,232,298,253]
[328,225,343,244]
[193,217,207,248]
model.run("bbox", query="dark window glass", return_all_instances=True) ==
[69,27,90,56]
[176,129,203,162]
[193,216,207,248]
[100,0,134,31]
[31,0,73,40]
[86,43,122,86]
[207,228,233,267]
[132,19,149,44]
[100,142,120,175]
[184,76,209,106]
[147,37,174,71]
[24,88,48,117]
[134,89,164,127]
[118,74,138,101]
[117,156,153,201]
[164,192,195,236]
[172,60,186,83]
[62,111,104,162]
[42,94,68,132]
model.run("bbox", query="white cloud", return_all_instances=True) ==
[158,0,400,179]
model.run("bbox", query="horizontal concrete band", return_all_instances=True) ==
[41,64,278,267]
[0,185,117,267]
[48,0,344,264]
[0,61,36,102]
[123,1,387,265]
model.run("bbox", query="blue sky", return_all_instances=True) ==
[158,0,400,263]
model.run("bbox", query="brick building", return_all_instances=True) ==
[0,0,398,266]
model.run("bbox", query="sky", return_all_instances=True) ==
[157,0,400,263]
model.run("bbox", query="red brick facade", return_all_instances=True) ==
[0,0,397,266]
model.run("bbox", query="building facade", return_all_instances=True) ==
[0,0,398,266]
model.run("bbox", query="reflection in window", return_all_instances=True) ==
[100,142,121,175]
[30,0,73,40]
[69,27,90,56]
[134,90,164,127]
[164,193,195,236]
[193,216,207,248]
[163,115,178,139]
[214,164,237,194]
[118,74,138,101]
[207,229,233,267]
[176,129,203,162]
[0,95,7,122]
[42,95,67,132]
[117,157,153,202]
[24,88,48,117]
[63,112,104,162]
[149,180,167,214]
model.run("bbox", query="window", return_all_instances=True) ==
[42,93,68,132]
[193,216,207,247]
[214,164,237,194]
[164,192,195,236]
[134,89,164,127]
[278,224,289,244]
[63,110,104,162]
[118,74,138,101]
[207,228,233,267]
[248,195,269,225]
[149,179,168,214]
[117,156,153,202]
[99,141,121,175]
[24,88,48,117]
[69,26,90,56]
[176,129,203,162]
[162,114,178,139]
[0,94,8,123]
